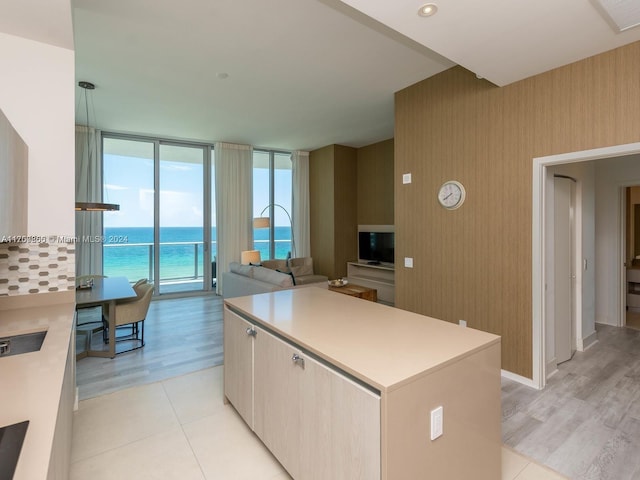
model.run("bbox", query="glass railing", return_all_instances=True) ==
[104,241,211,286]
[103,238,292,288]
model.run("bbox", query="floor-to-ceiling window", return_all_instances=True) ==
[102,135,213,294]
[253,150,293,260]
[102,137,155,282]
[158,143,206,294]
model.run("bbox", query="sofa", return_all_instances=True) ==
[222,257,328,298]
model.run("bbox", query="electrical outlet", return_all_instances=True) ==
[402,173,412,184]
[404,257,413,268]
[459,320,467,327]
[430,406,443,440]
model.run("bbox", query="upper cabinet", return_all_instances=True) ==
[0,108,28,240]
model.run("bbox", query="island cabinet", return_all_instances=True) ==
[224,287,502,480]
[223,312,255,427]
[224,308,380,480]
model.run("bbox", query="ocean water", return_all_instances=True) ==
[103,226,293,282]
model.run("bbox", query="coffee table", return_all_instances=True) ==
[328,283,377,302]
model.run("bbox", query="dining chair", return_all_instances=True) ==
[103,281,153,354]
[76,274,107,358]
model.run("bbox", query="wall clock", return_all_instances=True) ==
[438,180,466,210]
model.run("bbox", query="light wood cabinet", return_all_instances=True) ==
[225,308,380,480]
[346,262,394,305]
[252,325,380,480]
[47,326,74,480]
[223,310,255,428]
[224,288,501,480]
[296,348,380,480]
[253,327,304,477]
[0,108,27,239]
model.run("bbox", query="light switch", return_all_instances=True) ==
[402,173,412,184]
[430,406,443,440]
[404,257,413,268]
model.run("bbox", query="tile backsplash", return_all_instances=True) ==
[0,239,75,296]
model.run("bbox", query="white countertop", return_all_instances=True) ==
[225,287,501,392]
[0,292,75,480]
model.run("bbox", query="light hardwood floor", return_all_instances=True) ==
[503,323,640,480]
[76,294,223,400]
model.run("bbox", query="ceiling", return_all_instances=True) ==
[340,0,640,87]
[4,0,640,152]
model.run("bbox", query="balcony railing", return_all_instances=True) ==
[103,238,291,289]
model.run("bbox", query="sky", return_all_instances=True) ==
[103,153,292,229]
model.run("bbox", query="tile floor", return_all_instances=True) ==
[71,366,568,480]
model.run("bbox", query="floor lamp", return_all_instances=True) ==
[253,204,296,258]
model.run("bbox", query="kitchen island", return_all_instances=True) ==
[224,287,502,480]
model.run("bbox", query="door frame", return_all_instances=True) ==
[532,141,640,390]
[155,140,211,295]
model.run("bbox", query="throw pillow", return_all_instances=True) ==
[252,266,294,287]
[262,259,289,272]
[230,262,254,278]
[290,264,313,278]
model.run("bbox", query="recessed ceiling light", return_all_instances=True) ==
[418,3,438,17]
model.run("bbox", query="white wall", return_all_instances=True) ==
[595,154,640,326]
[0,31,74,235]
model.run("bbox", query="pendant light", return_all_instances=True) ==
[75,81,119,212]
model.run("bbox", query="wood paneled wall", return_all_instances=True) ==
[357,139,394,226]
[334,145,358,277]
[309,145,335,278]
[395,42,640,378]
[309,145,358,279]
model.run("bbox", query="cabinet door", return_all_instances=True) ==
[47,332,74,480]
[254,328,381,480]
[253,328,303,478]
[223,309,255,428]
[298,352,380,480]
[0,108,27,238]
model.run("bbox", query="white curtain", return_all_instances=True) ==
[292,150,310,258]
[215,142,253,295]
[75,125,103,277]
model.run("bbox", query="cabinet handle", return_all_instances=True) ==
[292,353,305,369]
[246,327,257,337]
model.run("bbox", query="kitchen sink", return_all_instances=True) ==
[0,420,29,480]
[0,331,47,357]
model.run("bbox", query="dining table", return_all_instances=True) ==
[75,276,137,358]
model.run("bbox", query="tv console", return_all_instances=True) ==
[346,261,394,305]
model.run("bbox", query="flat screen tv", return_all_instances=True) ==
[358,225,394,266]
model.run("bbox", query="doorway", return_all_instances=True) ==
[532,142,640,390]
[625,187,640,330]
